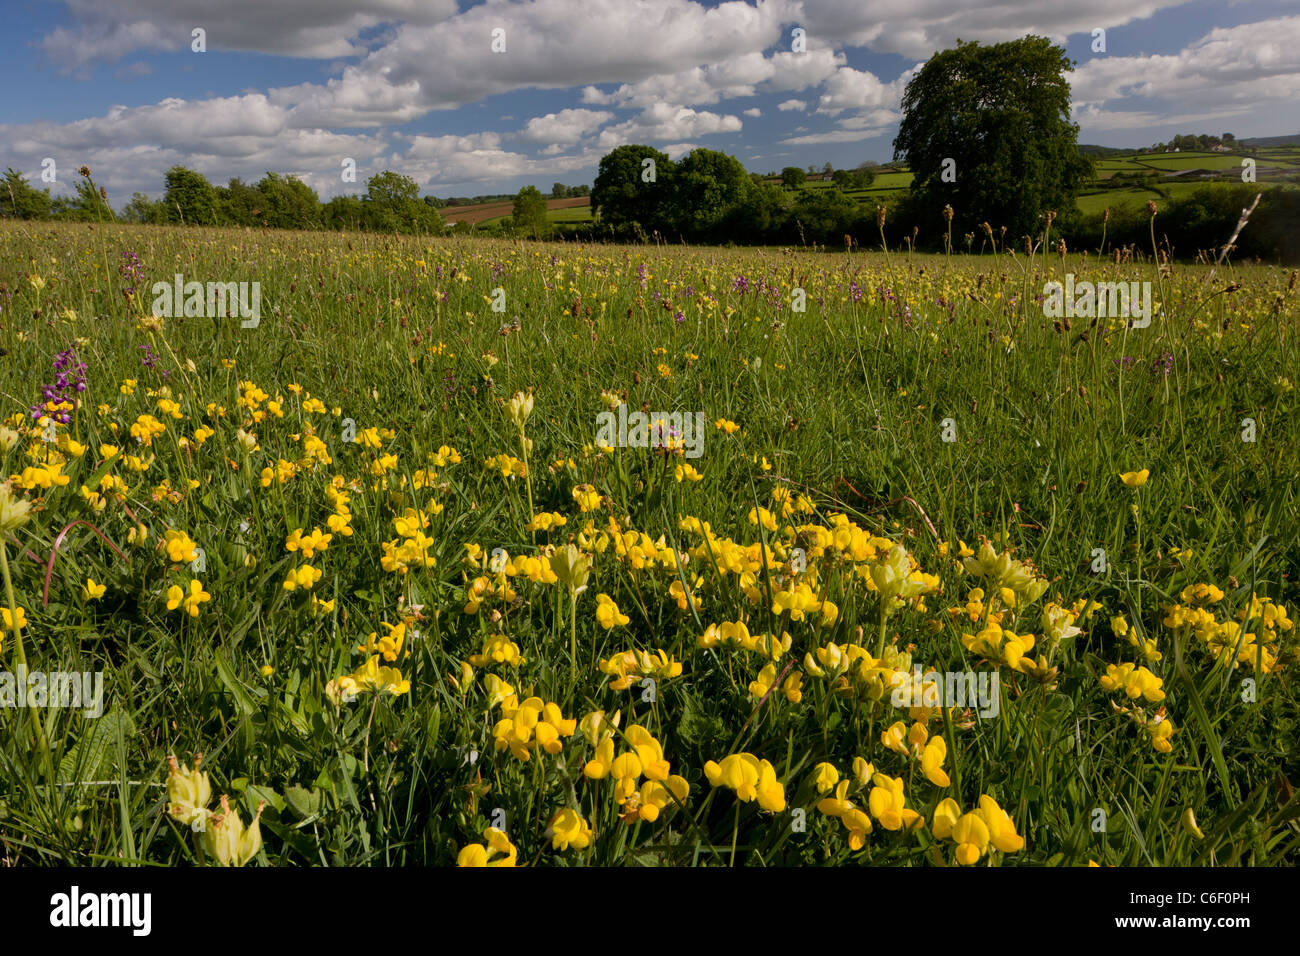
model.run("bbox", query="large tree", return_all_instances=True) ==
[892,35,1093,242]
[511,185,551,239]
[364,171,443,234]
[163,166,219,225]
[591,144,674,234]
[664,148,756,240]
[256,172,322,230]
[781,166,806,189]
[1,168,52,220]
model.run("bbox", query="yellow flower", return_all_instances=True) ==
[572,484,602,512]
[166,579,211,617]
[282,565,322,591]
[547,808,592,851]
[921,735,951,787]
[162,529,198,564]
[595,593,629,629]
[0,481,33,532]
[203,794,264,867]
[506,390,534,429]
[285,527,332,558]
[549,543,591,596]
[81,578,106,602]
[704,753,786,812]
[165,754,211,830]
[812,762,840,795]
[1119,469,1149,488]
[952,810,990,865]
[458,827,517,866]
[867,773,921,831]
[931,797,962,840]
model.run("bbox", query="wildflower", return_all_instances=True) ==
[166,755,211,831]
[546,808,593,851]
[282,565,323,592]
[1119,469,1149,488]
[81,578,106,601]
[506,391,534,429]
[457,827,517,866]
[867,773,921,831]
[162,529,198,564]
[285,527,332,558]
[204,794,265,867]
[933,794,1024,865]
[812,762,839,795]
[817,779,873,850]
[166,579,211,617]
[596,593,629,629]
[704,753,786,812]
[0,481,33,532]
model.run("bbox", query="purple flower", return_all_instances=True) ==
[31,347,87,422]
[119,250,144,297]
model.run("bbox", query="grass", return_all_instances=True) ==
[0,219,1297,867]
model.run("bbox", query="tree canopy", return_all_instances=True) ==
[892,35,1093,240]
[511,185,551,239]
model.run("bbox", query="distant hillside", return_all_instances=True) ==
[1080,144,1137,158]
[1240,133,1300,147]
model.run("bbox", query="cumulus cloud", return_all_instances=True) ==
[1069,14,1300,132]
[0,94,389,199]
[796,0,1193,59]
[41,0,459,68]
[268,0,796,125]
[595,103,744,148]
[777,99,806,111]
[516,109,614,145]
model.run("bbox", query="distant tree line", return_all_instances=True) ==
[1145,133,1237,153]
[1,166,458,235]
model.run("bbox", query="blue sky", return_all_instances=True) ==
[2,0,1297,203]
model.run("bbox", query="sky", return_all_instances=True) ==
[2,0,1298,203]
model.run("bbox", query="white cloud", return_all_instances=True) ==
[596,103,744,148]
[1068,16,1300,138]
[42,0,459,68]
[517,109,614,145]
[797,0,1195,60]
[743,108,762,117]
[777,99,806,111]
[272,0,798,125]
[816,66,907,115]
[578,47,843,109]
[779,128,888,144]
[0,94,390,200]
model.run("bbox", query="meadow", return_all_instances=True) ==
[0,219,1297,867]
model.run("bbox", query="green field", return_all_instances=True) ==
[1,221,1297,867]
